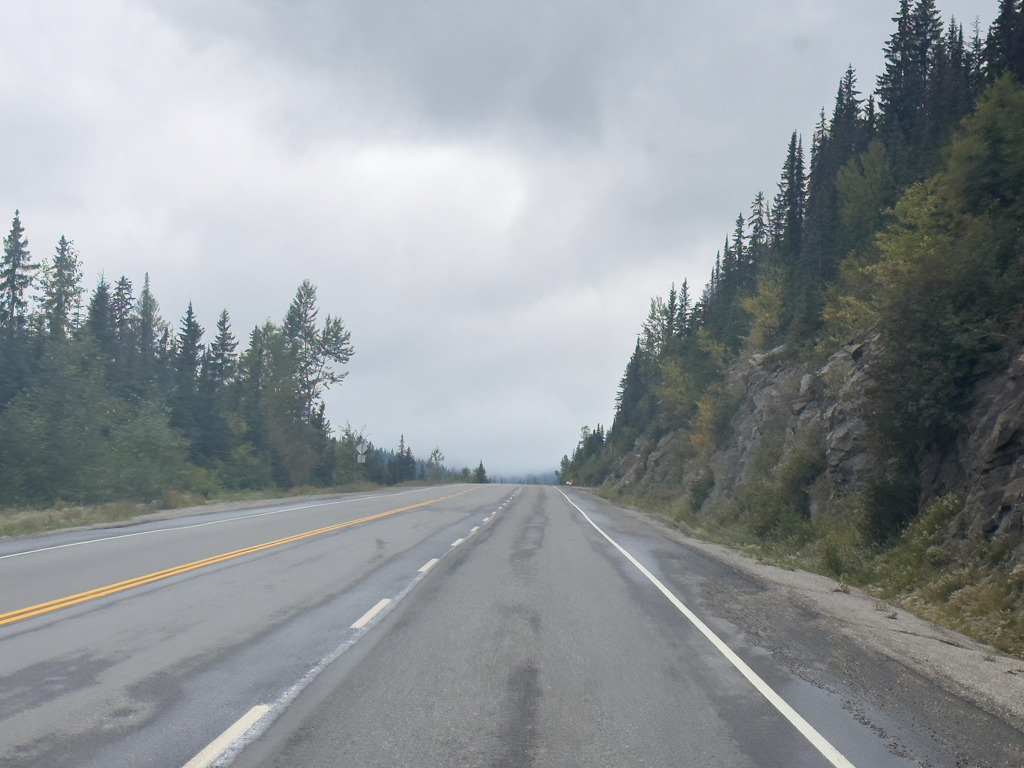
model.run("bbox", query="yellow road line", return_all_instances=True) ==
[0,487,478,628]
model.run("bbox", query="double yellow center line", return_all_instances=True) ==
[0,487,478,628]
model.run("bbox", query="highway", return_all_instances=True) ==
[1,485,1022,767]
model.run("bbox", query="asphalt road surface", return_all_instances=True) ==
[1,484,1022,767]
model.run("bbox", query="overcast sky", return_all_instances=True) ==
[0,0,997,475]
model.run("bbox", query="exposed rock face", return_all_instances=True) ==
[606,327,1024,569]
[818,334,879,505]
[608,331,1024,567]
[950,349,1024,561]
[614,337,880,514]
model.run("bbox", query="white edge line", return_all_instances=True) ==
[555,488,856,768]
[350,598,392,630]
[182,704,271,768]
[451,538,465,547]
[0,486,445,561]
[418,558,439,573]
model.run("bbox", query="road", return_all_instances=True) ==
[1,485,1022,767]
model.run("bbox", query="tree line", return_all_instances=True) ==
[0,224,487,506]
[562,0,1024,542]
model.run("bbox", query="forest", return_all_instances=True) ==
[563,1,1024,545]
[0,231,488,509]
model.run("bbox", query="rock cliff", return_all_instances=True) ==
[608,334,1024,571]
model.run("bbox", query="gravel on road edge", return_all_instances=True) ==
[607,498,1024,731]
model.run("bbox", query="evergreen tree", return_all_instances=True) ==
[86,278,115,358]
[136,273,164,392]
[676,280,691,338]
[665,284,679,346]
[804,68,868,288]
[206,310,238,386]
[777,132,807,261]
[474,461,488,484]
[282,280,354,424]
[193,310,238,465]
[40,236,83,340]
[748,192,769,267]
[170,302,204,448]
[987,0,1024,80]
[388,435,417,483]
[107,276,140,398]
[0,211,35,332]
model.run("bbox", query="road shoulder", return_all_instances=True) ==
[587,492,1024,731]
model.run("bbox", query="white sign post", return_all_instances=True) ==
[356,442,368,464]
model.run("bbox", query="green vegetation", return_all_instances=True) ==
[0,230,486,522]
[562,1,1024,656]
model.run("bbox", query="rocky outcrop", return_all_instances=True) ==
[609,331,1024,568]
[949,350,1024,558]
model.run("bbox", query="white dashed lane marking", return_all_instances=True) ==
[350,599,391,630]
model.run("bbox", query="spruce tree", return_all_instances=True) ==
[112,277,134,336]
[0,211,35,333]
[676,280,691,338]
[777,132,806,261]
[136,273,164,392]
[86,278,115,358]
[749,192,769,267]
[206,309,238,386]
[987,0,1024,80]
[41,236,83,340]
[170,302,204,447]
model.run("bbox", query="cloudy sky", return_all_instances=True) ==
[0,0,997,475]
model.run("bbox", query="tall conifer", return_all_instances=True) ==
[41,236,83,340]
[0,211,35,332]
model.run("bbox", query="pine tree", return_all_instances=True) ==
[968,18,988,98]
[777,132,806,261]
[283,280,354,423]
[665,284,678,345]
[987,0,1024,80]
[111,277,134,337]
[732,215,746,268]
[136,273,164,391]
[676,280,691,338]
[41,236,84,340]
[206,310,238,386]
[176,303,204,380]
[925,19,973,159]
[804,68,868,287]
[0,211,35,333]
[190,311,238,465]
[106,275,141,398]
[86,277,114,358]
[878,0,915,127]
[170,302,204,446]
[749,192,769,267]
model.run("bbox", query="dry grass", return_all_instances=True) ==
[0,482,392,540]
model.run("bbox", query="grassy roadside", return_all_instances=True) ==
[0,483,385,540]
[596,486,1024,660]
